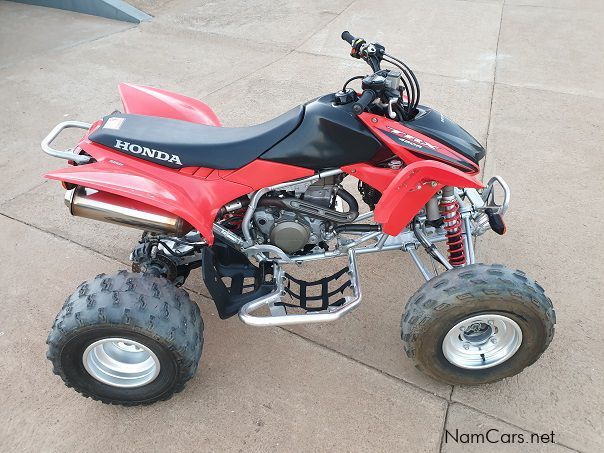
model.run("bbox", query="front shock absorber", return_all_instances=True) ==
[440,186,466,266]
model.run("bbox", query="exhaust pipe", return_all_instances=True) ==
[65,186,192,236]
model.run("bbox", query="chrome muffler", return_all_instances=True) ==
[64,186,192,236]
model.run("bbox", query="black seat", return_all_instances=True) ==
[88,106,304,169]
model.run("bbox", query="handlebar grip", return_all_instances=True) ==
[341,31,356,45]
[352,90,377,115]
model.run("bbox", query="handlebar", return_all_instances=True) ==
[341,31,356,45]
[340,31,420,120]
[352,89,377,115]
[341,30,382,72]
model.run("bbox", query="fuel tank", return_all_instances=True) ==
[261,94,383,169]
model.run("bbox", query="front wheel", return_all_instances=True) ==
[47,271,203,405]
[401,264,555,385]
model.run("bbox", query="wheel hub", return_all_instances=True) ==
[82,337,160,388]
[462,322,493,343]
[442,314,522,369]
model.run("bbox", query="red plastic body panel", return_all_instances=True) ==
[358,113,480,175]
[372,161,483,235]
[118,83,221,126]
[45,129,313,243]
[223,160,312,190]
[341,163,397,193]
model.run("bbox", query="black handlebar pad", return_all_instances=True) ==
[352,89,377,115]
[341,31,355,45]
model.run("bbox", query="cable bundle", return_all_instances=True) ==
[383,53,420,121]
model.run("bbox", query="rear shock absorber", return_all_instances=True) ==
[440,186,466,266]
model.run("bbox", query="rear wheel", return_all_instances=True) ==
[47,271,203,405]
[401,264,555,385]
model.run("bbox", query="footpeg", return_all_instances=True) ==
[238,249,362,326]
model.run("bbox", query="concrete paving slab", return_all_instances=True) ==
[0,215,447,452]
[442,403,572,452]
[0,2,133,69]
[150,0,353,48]
[127,0,175,15]
[304,0,502,82]
[497,4,604,98]
[0,181,139,263]
[281,252,452,398]
[454,84,604,452]
[506,0,604,10]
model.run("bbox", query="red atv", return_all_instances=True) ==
[43,32,555,405]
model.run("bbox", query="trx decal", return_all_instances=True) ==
[379,126,475,172]
[382,126,439,150]
[114,139,183,166]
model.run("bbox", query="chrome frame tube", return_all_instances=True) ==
[343,231,382,250]
[279,230,448,263]
[406,246,433,281]
[413,222,454,271]
[354,211,374,222]
[462,214,476,265]
[375,233,388,249]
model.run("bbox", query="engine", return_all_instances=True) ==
[251,176,358,254]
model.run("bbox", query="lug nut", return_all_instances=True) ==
[463,343,470,350]
[490,337,497,344]
[488,320,494,325]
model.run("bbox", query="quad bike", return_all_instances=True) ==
[42,32,555,405]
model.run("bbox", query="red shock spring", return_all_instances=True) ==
[440,189,466,266]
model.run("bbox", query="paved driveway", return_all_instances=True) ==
[0,1,602,451]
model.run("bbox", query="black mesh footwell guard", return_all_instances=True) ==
[279,266,351,312]
[202,243,354,318]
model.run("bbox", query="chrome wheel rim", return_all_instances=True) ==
[442,314,523,370]
[82,338,160,388]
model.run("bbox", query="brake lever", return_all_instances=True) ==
[387,97,399,119]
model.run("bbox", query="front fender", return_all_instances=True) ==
[374,161,483,236]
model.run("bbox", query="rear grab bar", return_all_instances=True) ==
[41,121,92,164]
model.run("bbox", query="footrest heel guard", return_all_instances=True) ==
[238,249,362,327]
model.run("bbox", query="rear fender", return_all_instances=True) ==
[118,83,221,125]
[44,160,252,243]
[374,161,483,235]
